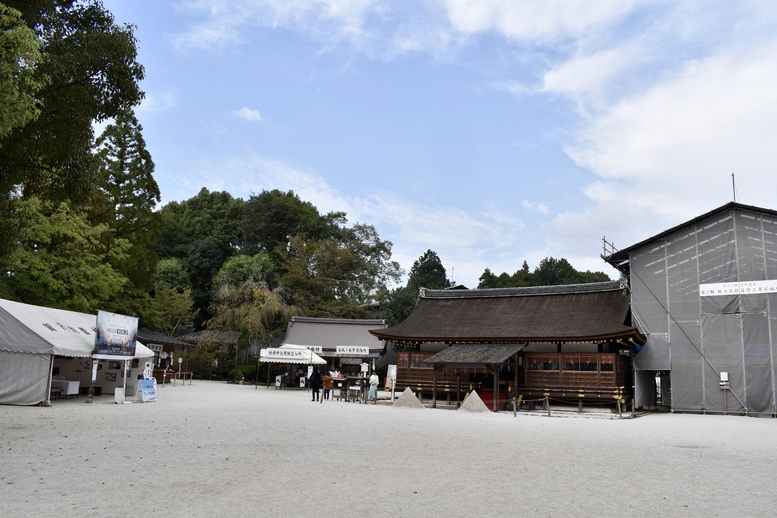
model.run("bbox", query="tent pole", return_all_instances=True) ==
[44,355,54,407]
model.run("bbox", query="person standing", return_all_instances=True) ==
[368,371,379,403]
[322,371,333,400]
[310,368,322,402]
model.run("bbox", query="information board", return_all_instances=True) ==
[140,379,156,402]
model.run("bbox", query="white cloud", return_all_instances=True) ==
[522,200,549,214]
[546,41,777,261]
[443,0,639,43]
[137,90,178,114]
[234,107,262,121]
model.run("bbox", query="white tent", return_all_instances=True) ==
[0,298,153,406]
[259,344,327,365]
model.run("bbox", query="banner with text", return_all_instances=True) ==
[93,310,138,358]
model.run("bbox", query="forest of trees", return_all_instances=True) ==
[0,1,613,379]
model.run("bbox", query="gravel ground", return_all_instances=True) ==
[2,380,776,517]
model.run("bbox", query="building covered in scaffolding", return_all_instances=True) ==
[604,202,777,416]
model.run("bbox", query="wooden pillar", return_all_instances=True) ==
[492,364,498,412]
[513,352,519,397]
[430,366,437,408]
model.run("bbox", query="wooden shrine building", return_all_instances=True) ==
[369,281,645,411]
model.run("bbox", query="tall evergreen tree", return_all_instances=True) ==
[407,249,449,290]
[380,249,448,330]
[93,108,161,292]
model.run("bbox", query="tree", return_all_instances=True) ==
[157,188,243,260]
[478,267,499,289]
[0,196,129,312]
[407,249,449,290]
[183,237,233,327]
[207,280,297,347]
[0,4,45,139]
[379,249,447,330]
[157,188,243,326]
[533,257,580,286]
[242,189,345,257]
[93,108,161,291]
[577,270,612,283]
[0,0,145,204]
[213,253,274,289]
[149,284,196,336]
[278,226,401,317]
[0,0,145,271]
[148,258,196,336]
[478,258,608,288]
[379,286,418,327]
[154,258,190,292]
[511,261,533,286]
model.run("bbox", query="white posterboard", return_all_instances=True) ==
[140,379,156,402]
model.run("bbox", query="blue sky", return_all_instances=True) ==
[102,0,777,288]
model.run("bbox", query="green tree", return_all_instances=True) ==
[0,0,144,274]
[149,284,196,336]
[278,226,401,317]
[208,280,297,347]
[157,188,243,260]
[532,257,580,286]
[511,260,533,286]
[379,249,447,331]
[0,0,145,204]
[213,253,274,288]
[93,108,161,291]
[242,189,345,258]
[0,196,129,312]
[147,257,196,336]
[577,270,612,283]
[0,4,45,138]
[157,189,243,326]
[478,267,498,289]
[407,249,449,290]
[379,285,418,327]
[154,258,190,292]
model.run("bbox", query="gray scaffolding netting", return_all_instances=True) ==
[630,209,777,416]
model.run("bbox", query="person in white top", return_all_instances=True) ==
[368,372,379,402]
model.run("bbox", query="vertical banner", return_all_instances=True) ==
[93,310,139,358]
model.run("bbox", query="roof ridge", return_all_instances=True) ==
[421,280,624,299]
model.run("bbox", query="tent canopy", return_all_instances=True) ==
[0,298,153,359]
[260,344,326,364]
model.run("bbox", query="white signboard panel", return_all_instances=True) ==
[336,346,369,356]
[700,280,777,297]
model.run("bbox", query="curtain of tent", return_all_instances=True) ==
[0,351,50,406]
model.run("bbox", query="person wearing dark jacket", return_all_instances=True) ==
[310,368,322,402]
